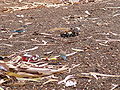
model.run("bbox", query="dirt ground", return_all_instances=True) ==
[0,0,120,90]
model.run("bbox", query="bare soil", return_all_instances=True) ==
[0,0,120,90]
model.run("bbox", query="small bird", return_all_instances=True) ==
[60,27,80,38]
[0,56,4,60]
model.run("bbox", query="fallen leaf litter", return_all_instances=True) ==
[0,0,120,89]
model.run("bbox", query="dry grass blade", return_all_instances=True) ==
[66,52,77,57]
[81,72,120,80]
[16,72,41,78]
[111,84,119,90]
[5,72,40,78]
[0,43,13,47]
[19,66,68,75]
[106,7,120,9]
[69,64,80,73]
[17,77,42,82]
[76,74,92,78]
[96,38,120,42]
[72,48,84,52]
[20,46,39,52]
[40,33,52,36]
[43,79,58,85]
[12,56,22,63]
[48,28,70,32]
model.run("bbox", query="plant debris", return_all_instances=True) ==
[81,72,120,80]
[0,0,120,89]
[58,75,77,87]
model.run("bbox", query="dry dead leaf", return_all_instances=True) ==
[43,79,58,85]
[19,66,68,75]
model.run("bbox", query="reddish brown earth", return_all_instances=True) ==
[0,0,120,90]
